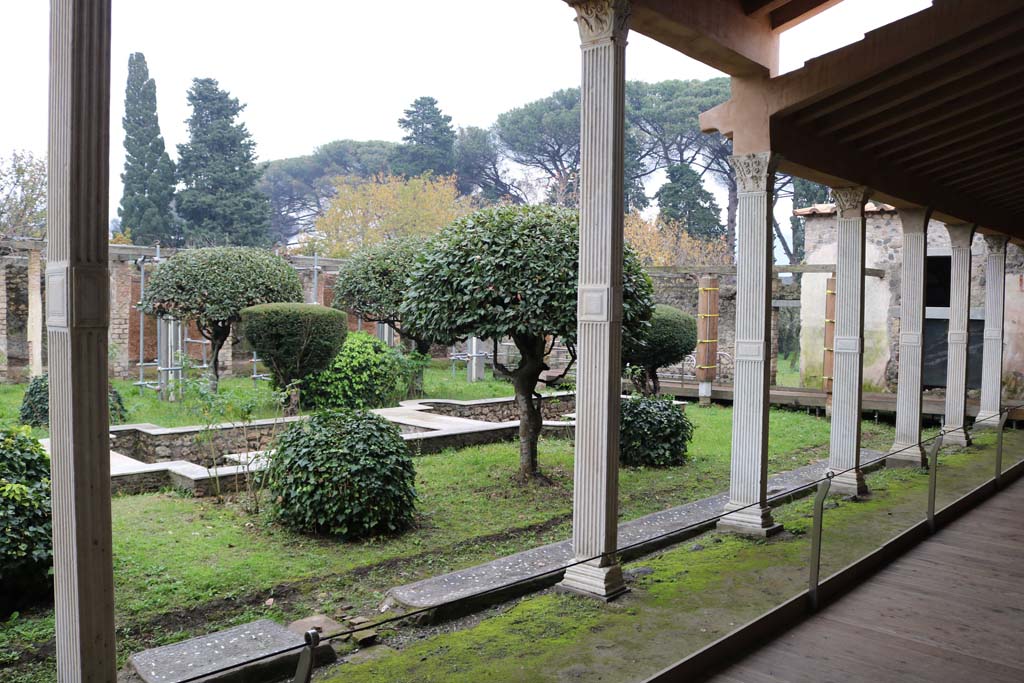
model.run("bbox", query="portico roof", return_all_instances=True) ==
[632,0,1024,238]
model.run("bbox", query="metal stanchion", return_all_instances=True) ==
[807,474,833,613]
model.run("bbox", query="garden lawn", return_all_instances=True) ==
[0,405,899,681]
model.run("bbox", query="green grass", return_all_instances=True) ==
[421,362,515,401]
[0,404,878,681]
[318,429,1023,683]
[775,351,802,387]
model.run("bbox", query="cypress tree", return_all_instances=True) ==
[390,96,457,178]
[176,78,271,247]
[119,53,178,246]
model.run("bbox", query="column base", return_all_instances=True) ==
[558,562,628,601]
[698,382,712,407]
[942,426,971,448]
[887,443,926,469]
[716,503,783,537]
[972,411,1000,431]
[828,469,869,496]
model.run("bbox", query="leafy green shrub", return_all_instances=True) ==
[623,304,697,395]
[141,247,303,390]
[19,374,128,428]
[1,428,53,612]
[268,410,416,539]
[619,395,694,468]
[240,303,347,412]
[302,332,403,410]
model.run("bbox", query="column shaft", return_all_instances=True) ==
[826,187,871,495]
[889,208,931,467]
[47,0,116,680]
[717,152,781,536]
[561,0,629,600]
[943,223,975,446]
[976,235,1008,428]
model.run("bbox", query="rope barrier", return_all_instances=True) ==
[174,405,1016,683]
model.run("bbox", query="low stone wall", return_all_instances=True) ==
[416,393,576,422]
[110,417,306,464]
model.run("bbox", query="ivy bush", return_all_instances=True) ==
[267,410,416,539]
[19,374,128,428]
[1,428,53,613]
[240,303,347,411]
[302,332,403,411]
[619,395,694,468]
[623,304,697,395]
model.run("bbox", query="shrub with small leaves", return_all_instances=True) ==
[619,395,694,468]
[623,304,697,395]
[1,427,53,612]
[240,303,347,411]
[302,332,403,410]
[268,410,416,539]
[19,374,128,429]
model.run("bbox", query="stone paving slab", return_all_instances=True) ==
[129,619,304,683]
[388,457,866,614]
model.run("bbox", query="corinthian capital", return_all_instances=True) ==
[831,186,871,219]
[729,152,778,194]
[569,0,630,45]
[984,233,1009,253]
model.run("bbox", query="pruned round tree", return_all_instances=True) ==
[240,303,347,413]
[142,247,303,391]
[402,205,654,480]
[623,304,697,395]
[333,238,438,396]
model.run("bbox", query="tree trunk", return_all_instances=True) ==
[513,336,547,481]
[649,367,661,396]
[208,335,225,393]
[285,386,300,417]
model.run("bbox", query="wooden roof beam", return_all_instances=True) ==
[769,0,844,31]
[629,0,779,76]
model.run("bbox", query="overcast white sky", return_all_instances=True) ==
[1,0,930,253]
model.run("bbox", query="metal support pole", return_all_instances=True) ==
[995,412,1009,490]
[311,252,319,305]
[926,433,944,533]
[290,630,319,683]
[807,475,832,613]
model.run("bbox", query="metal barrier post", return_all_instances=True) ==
[995,412,1009,490]
[926,433,944,533]
[290,629,319,683]
[807,475,832,613]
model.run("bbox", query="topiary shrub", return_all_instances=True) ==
[240,303,348,414]
[267,410,416,539]
[1,428,53,613]
[619,395,694,468]
[19,374,128,429]
[302,332,403,411]
[141,247,304,391]
[623,304,697,395]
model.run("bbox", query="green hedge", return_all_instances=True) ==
[619,395,694,468]
[268,410,416,539]
[302,332,403,410]
[240,303,348,391]
[1,428,53,613]
[19,374,128,429]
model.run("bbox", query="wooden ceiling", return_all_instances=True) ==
[771,4,1024,235]
[739,0,843,31]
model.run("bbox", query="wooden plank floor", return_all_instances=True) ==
[706,477,1024,683]
[656,381,1024,420]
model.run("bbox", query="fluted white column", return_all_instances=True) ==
[943,223,975,447]
[716,152,782,536]
[975,234,1008,429]
[48,0,116,680]
[560,0,629,600]
[888,208,931,467]
[826,187,871,495]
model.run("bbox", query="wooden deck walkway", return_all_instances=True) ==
[705,476,1024,683]
[657,381,1024,420]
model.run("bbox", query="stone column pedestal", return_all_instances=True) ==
[974,234,1007,430]
[559,0,630,600]
[942,223,975,447]
[888,208,931,468]
[716,152,783,537]
[826,186,871,496]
